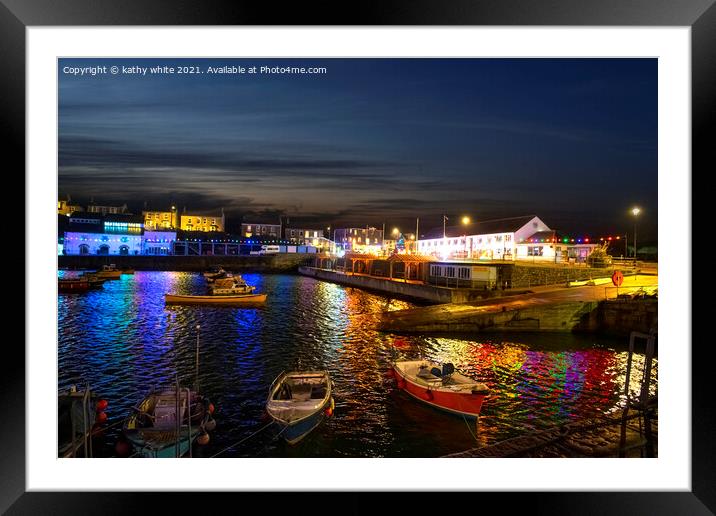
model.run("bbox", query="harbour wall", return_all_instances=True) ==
[58,254,313,272]
[379,298,657,337]
[500,263,623,288]
[298,267,505,304]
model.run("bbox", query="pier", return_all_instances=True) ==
[378,274,657,336]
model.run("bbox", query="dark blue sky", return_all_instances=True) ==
[59,58,657,240]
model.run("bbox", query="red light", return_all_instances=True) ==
[608,237,612,241]
[585,238,589,243]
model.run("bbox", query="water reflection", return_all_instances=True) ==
[58,272,656,457]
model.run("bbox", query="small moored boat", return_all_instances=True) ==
[165,292,267,305]
[208,274,256,295]
[58,278,91,293]
[203,266,227,281]
[122,387,215,458]
[266,371,333,445]
[58,385,107,457]
[121,268,135,275]
[95,264,122,279]
[391,360,489,419]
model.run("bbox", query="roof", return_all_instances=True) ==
[520,230,557,243]
[343,252,382,261]
[68,211,103,221]
[386,253,437,263]
[520,231,598,245]
[183,211,225,218]
[421,215,539,240]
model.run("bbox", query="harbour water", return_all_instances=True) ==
[58,271,657,457]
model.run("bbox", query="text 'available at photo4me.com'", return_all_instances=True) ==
[61,63,329,77]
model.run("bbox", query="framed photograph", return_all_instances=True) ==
[5,0,710,512]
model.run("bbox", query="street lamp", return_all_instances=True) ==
[462,216,470,259]
[631,207,641,260]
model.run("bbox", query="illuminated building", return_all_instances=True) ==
[142,231,177,255]
[57,198,83,216]
[180,208,225,232]
[241,222,280,239]
[143,208,178,230]
[419,215,549,261]
[86,202,128,215]
[334,227,384,253]
[516,231,598,263]
[62,213,145,255]
[419,215,599,263]
[284,228,326,248]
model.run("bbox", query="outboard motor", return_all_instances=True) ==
[442,363,455,379]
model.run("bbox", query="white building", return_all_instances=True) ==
[418,215,597,263]
[419,215,550,261]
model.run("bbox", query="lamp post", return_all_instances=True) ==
[462,216,470,259]
[631,207,640,261]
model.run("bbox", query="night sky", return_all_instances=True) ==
[59,58,657,241]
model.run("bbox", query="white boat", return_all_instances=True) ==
[203,266,227,281]
[208,274,256,295]
[95,264,121,279]
[266,371,333,445]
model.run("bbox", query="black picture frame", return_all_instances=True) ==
[3,1,709,513]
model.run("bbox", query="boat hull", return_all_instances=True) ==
[276,411,326,445]
[165,293,267,304]
[124,428,198,458]
[58,280,91,293]
[95,271,121,279]
[266,371,332,445]
[392,365,487,419]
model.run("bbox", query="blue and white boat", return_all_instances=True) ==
[266,371,333,445]
[123,387,215,458]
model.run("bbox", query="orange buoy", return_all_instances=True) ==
[95,399,108,412]
[324,398,335,417]
[197,433,210,445]
[114,439,131,457]
[208,403,215,414]
[95,411,108,423]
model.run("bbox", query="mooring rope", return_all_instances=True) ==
[209,420,276,458]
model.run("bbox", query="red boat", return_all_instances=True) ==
[391,360,489,418]
[59,278,91,293]
[58,276,105,293]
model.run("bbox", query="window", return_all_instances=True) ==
[446,266,456,278]
[430,265,442,276]
[528,246,544,256]
[458,267,470,279]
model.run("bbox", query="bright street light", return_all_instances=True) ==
[462,216,471,225]
[631,207,640,260]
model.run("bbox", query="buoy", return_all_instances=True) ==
[115,439,131,457]
[204,419,217,432]
[95,411,108,423]
[96,399,108,412]
[208,403,215,414]
[324,398,335,417]
[197,433,210,445]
